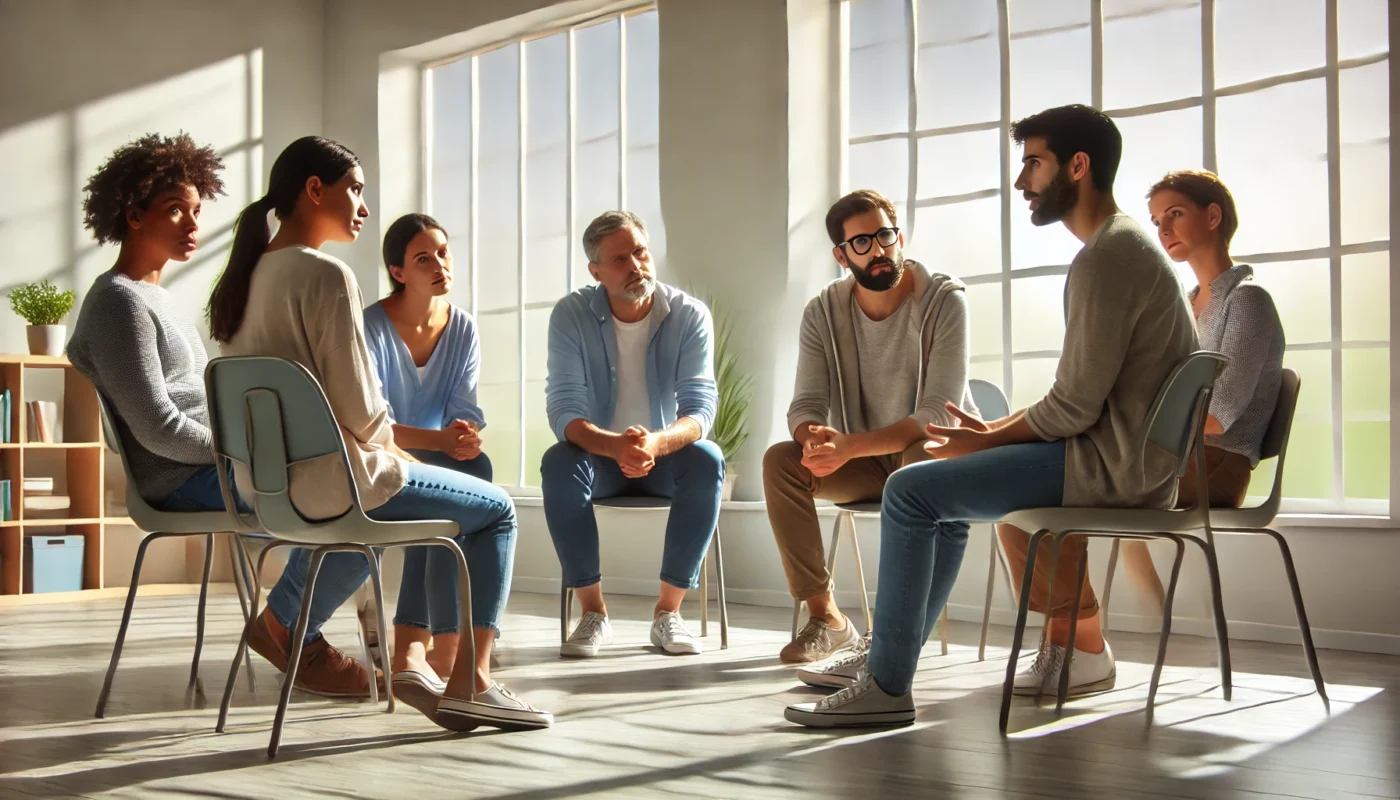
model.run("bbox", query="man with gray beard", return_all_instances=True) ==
[542,210,724,658]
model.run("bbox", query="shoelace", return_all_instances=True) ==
[575,613,606,641]
[819,670,873,708]
[659,612,689,639]
[1028,641,1064,679]
[493,684,538,711]
[826,636,872,670]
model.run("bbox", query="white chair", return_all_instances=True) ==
[93,393,263,718]
[561,495,728,649]
[999,351,1227,732]
[205,356,468,758]
[1098,369,1326,707]
[789,378,1012,658]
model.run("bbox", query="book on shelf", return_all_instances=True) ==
[1,388,10,443]
[27,400,57,443]
[1,479,10,522]
[22,476,54,495]
[22,494,69,519]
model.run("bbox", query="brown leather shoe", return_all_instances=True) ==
[246,607,377,698]
[245,607,291,672]
[293,636,374,698]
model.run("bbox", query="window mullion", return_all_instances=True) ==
[619,13,628,209]
[518,42,529,488]
[904,0,919,240]
[470,57,480,321]
[1201,0,1217,171]
[1324,0,1345,508]
[1090,0,1103,108]
[997,0,1013,399]
[568,28,577,293]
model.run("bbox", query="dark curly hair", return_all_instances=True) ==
[81,132,226,245]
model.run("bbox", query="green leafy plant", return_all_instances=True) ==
[8,280,76,326]
[709,306,754,464]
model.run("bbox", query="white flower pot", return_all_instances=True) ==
[26,325,66,357]
[722,470,737,502]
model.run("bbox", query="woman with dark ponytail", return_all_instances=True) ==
[211,136,550,731]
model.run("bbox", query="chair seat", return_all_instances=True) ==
[127,506,243,535]
[1002,505,1206,536]
[1203,505,1276,530]
[594,496,673,509]
[262,516,459,547]
[834,502,882,514]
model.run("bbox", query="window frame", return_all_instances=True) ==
[843,0,1393,515]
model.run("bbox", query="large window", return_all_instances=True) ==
[425,7,663,490]
[847,0,1391,513]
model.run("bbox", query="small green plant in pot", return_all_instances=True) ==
[8,280,76,356]
[708,306,754,501]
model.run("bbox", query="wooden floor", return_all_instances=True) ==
[1,590,1396,799]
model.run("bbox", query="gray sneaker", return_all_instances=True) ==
[561,611,614,658]
[780,615,860,664]
[797,634,870,689]
[785,670,915,728]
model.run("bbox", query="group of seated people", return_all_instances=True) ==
[64,102,1283,734]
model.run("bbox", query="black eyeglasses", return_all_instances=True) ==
[839,227,899,256]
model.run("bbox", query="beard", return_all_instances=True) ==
[620,274,657,302]
[1027,166,1079,226]
[849,252,905,292]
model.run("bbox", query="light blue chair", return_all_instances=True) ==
[205,356,466,758]
[999,351,1227,732]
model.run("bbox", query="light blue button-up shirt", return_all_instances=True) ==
[545,282,717,441]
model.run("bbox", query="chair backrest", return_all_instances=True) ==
[94,392,155,521]
[968,379,1010,422]
[204,355,364,536]
[1143,351,1228,478]
[1254,368,1301,515]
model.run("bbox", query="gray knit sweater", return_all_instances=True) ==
[67,271,214,503]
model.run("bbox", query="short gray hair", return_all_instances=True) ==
[582,210,648,264]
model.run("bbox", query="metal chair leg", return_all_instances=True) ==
[1101,538,1120,633]
[1263,528,1329,710]
[269,547,327,758]
[441,537,477,704]
[1146,536,1187,727]
[713,523,729,650]
[1056,532,1091,712]
[1196,537,1233,701]
[234,535,260,692]
[95,532,163,718]
[937,608,949,655]
[362,546,393,713]
[218,539,290,733]
[560,586,573,643]
[979,528,998,662]
[189,533,215,689]
[1000,529,1050,734]
[846,513,873,634]
[701,556,709,638]
[794,513,844,638]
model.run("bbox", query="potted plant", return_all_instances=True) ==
[708,306,754,501]
[8,280,76,356]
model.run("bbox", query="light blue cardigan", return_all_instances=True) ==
[363,301,486,431]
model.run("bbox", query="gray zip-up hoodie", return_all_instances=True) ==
[787,260,976,436]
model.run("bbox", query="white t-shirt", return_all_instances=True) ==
[609,311,653,431]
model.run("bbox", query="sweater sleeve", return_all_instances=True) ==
[304,264,397,449]
[1026,252,1141,441]
[81,288,214,464]
[446,313,487,429]
[912,288,970,429]
[1210,285,1282,431]
[786,300,832,436]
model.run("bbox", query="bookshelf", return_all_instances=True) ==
[0,354,134,596]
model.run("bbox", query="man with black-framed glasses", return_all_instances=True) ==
[763,189,976,665]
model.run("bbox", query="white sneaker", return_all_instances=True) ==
[785,670,915,728]
[650,610,703,655]
[435,682,553,731]
[561,611,614,658]
[797,634,870,689]
[1013,639,1117,697]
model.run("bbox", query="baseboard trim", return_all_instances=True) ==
[512,577,1400,656]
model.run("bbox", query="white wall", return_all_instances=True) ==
[5,0,1398,656]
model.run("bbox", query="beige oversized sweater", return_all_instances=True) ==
[220,245,406,520]
[1025,214,1198,509]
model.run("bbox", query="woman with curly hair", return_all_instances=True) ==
[67,132,230,512]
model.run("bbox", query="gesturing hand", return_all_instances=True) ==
[616,426,656,478]
[923,403,991,459]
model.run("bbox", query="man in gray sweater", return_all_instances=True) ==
[764,189,975,664]
[788,105,1198,727]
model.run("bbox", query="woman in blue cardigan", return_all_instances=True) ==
[364,213,491,685]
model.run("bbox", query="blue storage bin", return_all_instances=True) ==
[24,535,85,594]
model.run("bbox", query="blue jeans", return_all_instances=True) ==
[263,460,517,642]
[158,465,225,511]
[540,439,724,590]
[869,441,1066,696]
[395,450,494,634]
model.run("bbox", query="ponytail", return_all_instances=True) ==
[208,195,273,342]
[206,136,360,343]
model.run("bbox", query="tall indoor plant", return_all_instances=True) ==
[8,280,76,356]
[708,304,754,501]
